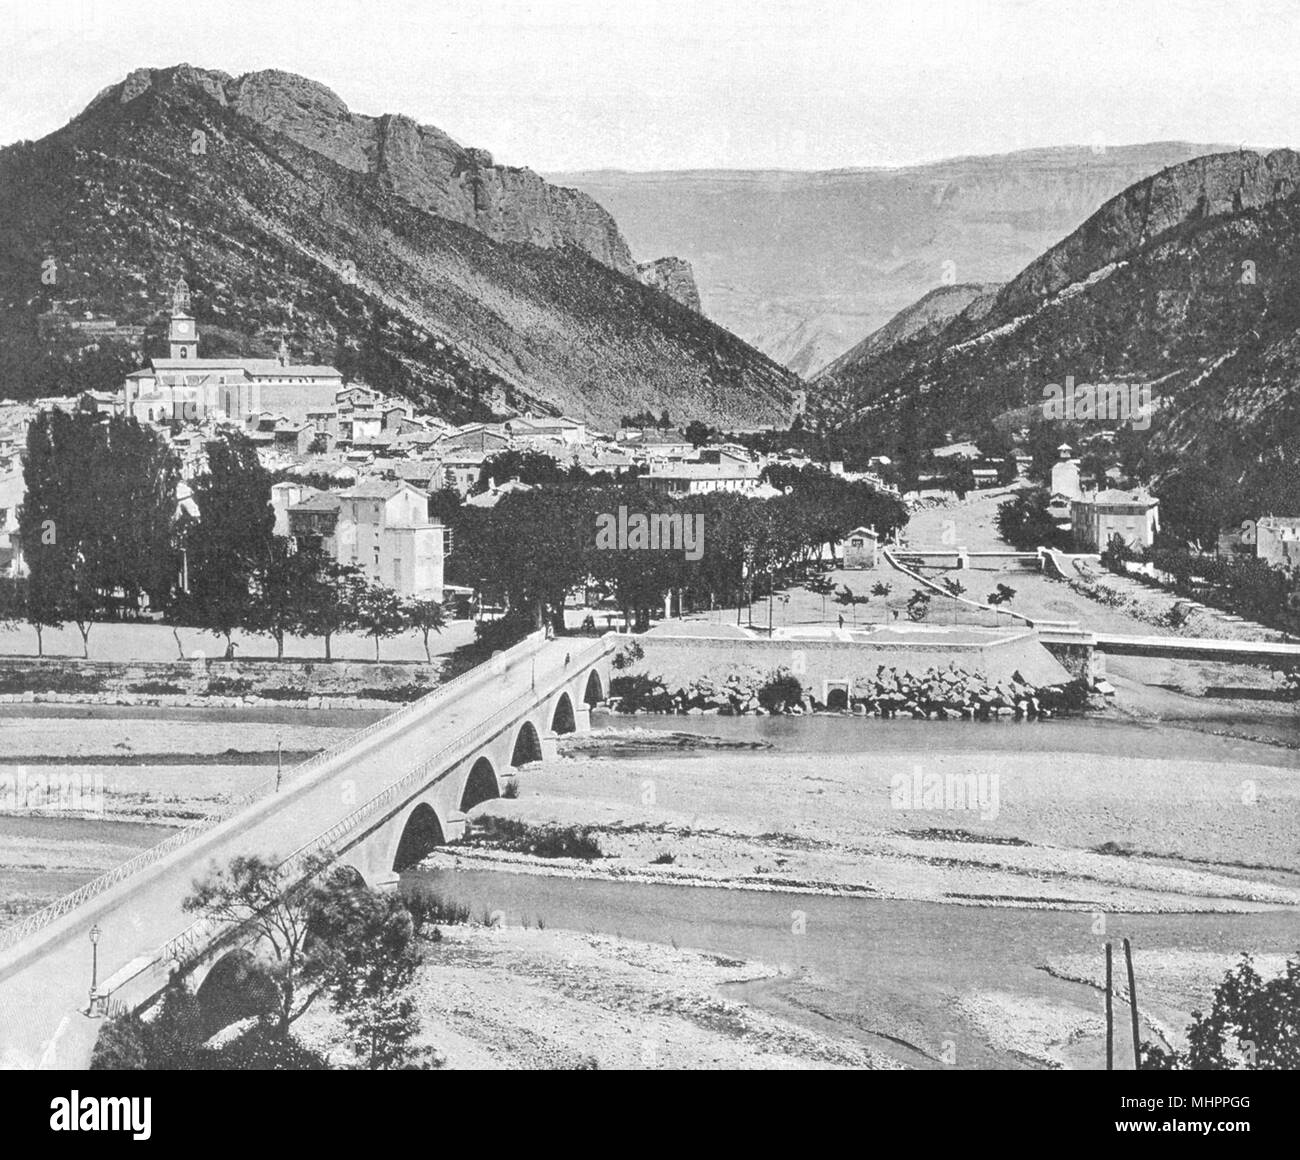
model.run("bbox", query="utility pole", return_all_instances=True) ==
[1124,938,1142,1070]
[1105,941,1114,1071]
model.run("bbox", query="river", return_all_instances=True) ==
[404,706,1300,1069]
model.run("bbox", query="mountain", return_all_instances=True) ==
[0,64,794,428]
[819,282,1001,379]
[553,144,1232,373]
[814,149,1300,510]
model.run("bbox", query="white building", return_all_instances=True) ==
[645,449,761,496]
[1256,516,1300,571]
[1071,488,1161,551]
[285,479,444,599]
[121,279,343,426]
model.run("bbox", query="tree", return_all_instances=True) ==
[995,487,1069,551]
[404,597,445,663]
[313,887,429,1070]
[906,589,931,621]
[987,583,1017,606]
[352,579,407,661]
[182,431,274,651]
[182,852,337,1038]
[17,409,179,655]
[474,449,569,492]
[684,419,712,448]
[834,585,868,625]
[1142,953,1300,1070]
[298,558,361,660]
[805,573,835,620]
[248,539,319,659]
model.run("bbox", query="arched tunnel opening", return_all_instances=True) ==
[583,669,605,707]
[392,803,446,872]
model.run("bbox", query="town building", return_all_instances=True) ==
[1255,516,1300,571]
[645,449,761,496]
[1070,488,1161,551]
[285,479,445,599]
[121,279,343,426]
[841,526,879,569]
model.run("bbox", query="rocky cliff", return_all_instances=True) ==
[636,257,702,311]
[93,65,637,276]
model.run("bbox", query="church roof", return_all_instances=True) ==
[150,358,341,377]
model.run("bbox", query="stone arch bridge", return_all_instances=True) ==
[0,632,617,1069]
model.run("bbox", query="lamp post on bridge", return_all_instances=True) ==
[87,923,102,1017]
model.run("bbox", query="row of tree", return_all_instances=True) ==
[6,410,444,658]
[449,474,908,633]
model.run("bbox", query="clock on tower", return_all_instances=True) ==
[168,276,199,360]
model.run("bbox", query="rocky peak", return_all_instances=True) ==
[90,64,637,277]
[636,257,702,312]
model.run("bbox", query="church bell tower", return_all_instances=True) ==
[168,277,199,360]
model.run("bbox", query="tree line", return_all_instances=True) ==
[449,472,908,634]
[0,409,443,659]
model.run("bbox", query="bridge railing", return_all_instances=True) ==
[0,631,559,954]
[155,634,615,971]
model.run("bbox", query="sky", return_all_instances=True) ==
[0,0,1295,171]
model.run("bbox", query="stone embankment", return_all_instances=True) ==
[0,657,451,710]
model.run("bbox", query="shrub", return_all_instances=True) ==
[200,1024,332,1070]
[612,639,645,670]
[257,686,310,701]
[757,669,803,712]
[610,673,663,711]
[89,1010,150,1071]
[129,680,185,695]
[485,817,603,860]
[357,684,430,702]
[401,888,471,932]
[0,669,104,696]
[206,676,254,696]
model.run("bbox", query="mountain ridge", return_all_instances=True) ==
[554,142,1237,373]
[0,63,794,428]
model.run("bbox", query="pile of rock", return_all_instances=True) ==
[610,664,1085,720]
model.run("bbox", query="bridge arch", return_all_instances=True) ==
[582,668,605,706]
[391,802,447,872]
[550,691,577,735]
[510,720,544,766]
[460,755,500,812]
[193,949,278,1037]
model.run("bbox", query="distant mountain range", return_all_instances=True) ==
[0,64,793,428]
[814,148,1300,513]
[554,144,1233,374]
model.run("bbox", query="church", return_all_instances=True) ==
[120,279,343,426]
